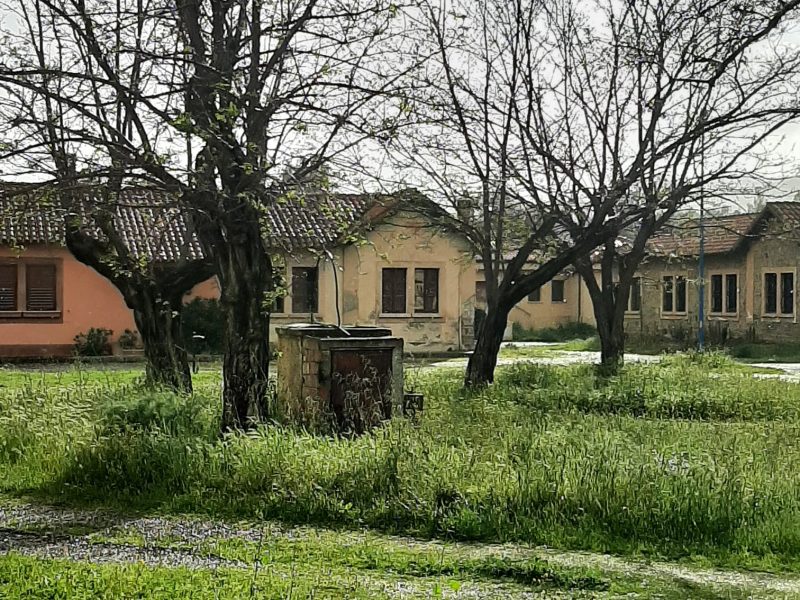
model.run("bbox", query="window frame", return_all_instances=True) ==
[290,265,319,315]
[762,268,796,318]
[0,258,63,322]
[414,267,440,315]
[661,273,688,318]
[527,286,541,303]
[381,267,408,315]
[550,279,566,303]
[707,271,739,318]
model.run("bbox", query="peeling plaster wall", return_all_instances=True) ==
[340,213,476,352]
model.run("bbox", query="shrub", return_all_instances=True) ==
[73,328,113,356]
[512,321,596,343]
[183,298,224,354]
[99,388,215,438]
[118,329,139,350]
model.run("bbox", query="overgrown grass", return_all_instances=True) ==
[0,553,386,599]
[3,355,800,571]
[730,342,800,363]
[511,321,597,342]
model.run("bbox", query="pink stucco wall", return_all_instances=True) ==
[0,245,219,358]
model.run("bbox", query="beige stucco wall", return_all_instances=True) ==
[1,213,477,357]
[507,275,587,331]
[475,269,596,333]
[338,214,476,352]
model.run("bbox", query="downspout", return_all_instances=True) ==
[457,264,463,351]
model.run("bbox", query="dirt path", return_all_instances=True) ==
[2,500,800,598]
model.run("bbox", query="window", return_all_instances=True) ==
[764,271,794,316]
[528,287,541,302]
[270,267,286,313]
[551,280,565,303]
[782,272,794,315]
[710,274,723,314]
[725,274,738,314]
[627,277,641,313]
[662,275,687,314]
[382,268,407,314]
[0,265,17,311]
[414,268,439,313]
[0,261,60,319]
[291,266,318,313]
[710,273,738,315]
[765,272,778,314]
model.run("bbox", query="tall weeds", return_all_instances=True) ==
[2,356,800,562]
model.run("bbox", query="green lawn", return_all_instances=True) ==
[2,353,800,579]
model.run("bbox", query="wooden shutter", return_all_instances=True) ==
[765,272,778,314]
[414,268,439,313]
[710,274,723,313]
[782,272,794,315]
[26,264,57,311]
[292,267,318,313]
[0,265,17,311]
[382,269,406,313]
[725,274,737,314]
[629,277,641,312]
[551,280,565,302]
[675,276,687,312]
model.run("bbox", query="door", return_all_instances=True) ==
[330,348,393,433]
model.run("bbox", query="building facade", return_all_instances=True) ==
[0,188,475,358]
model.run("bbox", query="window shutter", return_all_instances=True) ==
[765,273,778,314]
[26,264,57,311]
[782,272,794,315]
[629,277,641,312]
[710,274,723,313]
[382,268,406,313]
[675,276,687,312]
[291,267,318,313]
[725,274,737,314]
[414,269,439,313]
[0,265,17,311]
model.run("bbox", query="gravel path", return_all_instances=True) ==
[2,500,800,598]
[431,351,660,369]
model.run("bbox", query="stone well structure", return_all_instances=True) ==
[276,324,403,433]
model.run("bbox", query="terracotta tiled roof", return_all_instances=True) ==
[0,186,204,261]
[765,201,800,230]
[0,185,407,259]
[0,186,63,246]
[263,192,398,251]
[647,211,760,257]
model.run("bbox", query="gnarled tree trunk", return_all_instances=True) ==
[65,218,212,394]
[465,300,509,386]
[595,308,626,375]
[210,217,274,431]
[129,288,193,392]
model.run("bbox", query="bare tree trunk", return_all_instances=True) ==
[64,224,210,393]
[130,291,193,392]
[465,301,509,386]
[595,310,625,375]
[215,226,273,431]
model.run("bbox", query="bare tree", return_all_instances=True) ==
[393,0,645,386]
[0,0,420,428]
[395,0,800,385]
[0,1,213,391]
[526,0,800,371]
